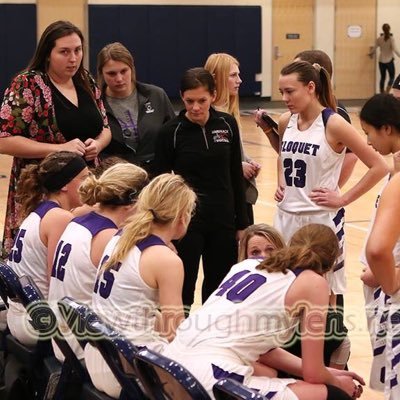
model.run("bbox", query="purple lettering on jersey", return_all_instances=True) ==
[94,255,121,299]
[8,228,26,263]
[216,270,267,303]
[51,240,72,281]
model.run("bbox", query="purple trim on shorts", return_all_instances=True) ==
[334,260,345,272]
[211,364,244,383]
[373,345,385,356]
[333,208,345,227]
[390,375,398,389]
[34,200,60,218]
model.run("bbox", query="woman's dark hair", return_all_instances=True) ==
[360,93,400,131]
[294,50,333,78]
[26,20,93,98]
[180,67,216,95]
[16,151,84,221]
[281,60,336,111]
[382,23,391,41]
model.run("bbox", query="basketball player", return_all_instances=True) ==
[7,151,89,346]
[48,162,148,360]
[84,173,196,398]
[361,93,400,398]
[163,224,364,399]
[259,61,387,304]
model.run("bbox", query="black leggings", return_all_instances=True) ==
[176,226,238,312]
[281,306,348,367]
[379,59,395,92]
[326,384,352,400]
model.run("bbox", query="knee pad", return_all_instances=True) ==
[326,384,352,400]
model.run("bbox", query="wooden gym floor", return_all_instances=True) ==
[0,106,385,399]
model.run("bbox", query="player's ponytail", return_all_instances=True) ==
[103,173,196,271]
[257,224,338,275]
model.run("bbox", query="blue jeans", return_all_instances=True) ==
[379,58,395,92]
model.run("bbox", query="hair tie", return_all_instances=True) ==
[149,209,157,219]
[102,189,138,206]
[312,63,322,72]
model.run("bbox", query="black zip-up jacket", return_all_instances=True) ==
[101,81,175,172]
[154,108,249,230]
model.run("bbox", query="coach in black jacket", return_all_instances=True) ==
[154,67,249,311]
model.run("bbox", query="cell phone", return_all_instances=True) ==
[261,113,278,130]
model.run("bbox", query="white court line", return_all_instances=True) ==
[257,199,369,233]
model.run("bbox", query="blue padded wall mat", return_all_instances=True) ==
[89,5,261,98]
[0,4,36,96]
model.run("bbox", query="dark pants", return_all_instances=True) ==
[176,226,238,311]
[379,59,395,92]
[246,203,254,225]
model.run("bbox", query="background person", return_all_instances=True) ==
[0,20,111,256]
[205,53,261,223]
[96,42,176,175]
[369,23,400,93]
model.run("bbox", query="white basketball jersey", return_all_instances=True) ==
[360,175,400,394]
[91,234,168,351]
[48,211,117,304]
[279,110,345,213]
[47,211,117,361]
[8,200,60,298]
[171,258,299,364]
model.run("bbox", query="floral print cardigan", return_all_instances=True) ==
[0,70,108,256]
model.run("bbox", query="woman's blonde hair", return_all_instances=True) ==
[257,224,339,275]
[238,223,286,261]
[79,163,148,206]
[204,53,241,128]
[103,173,196,270]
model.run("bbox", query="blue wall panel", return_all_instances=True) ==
[0,4,36,96]
[89,5,261,98]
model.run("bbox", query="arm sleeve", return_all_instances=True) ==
[161,90,176,121]
[0,73,37,138]
[153,123,175,175]
[392,37,400,58]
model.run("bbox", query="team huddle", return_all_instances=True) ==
[0,19,400,400]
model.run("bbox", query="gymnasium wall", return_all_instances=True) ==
[88,4,261,98]
[1,1,400,98]
[0,1,36,97]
